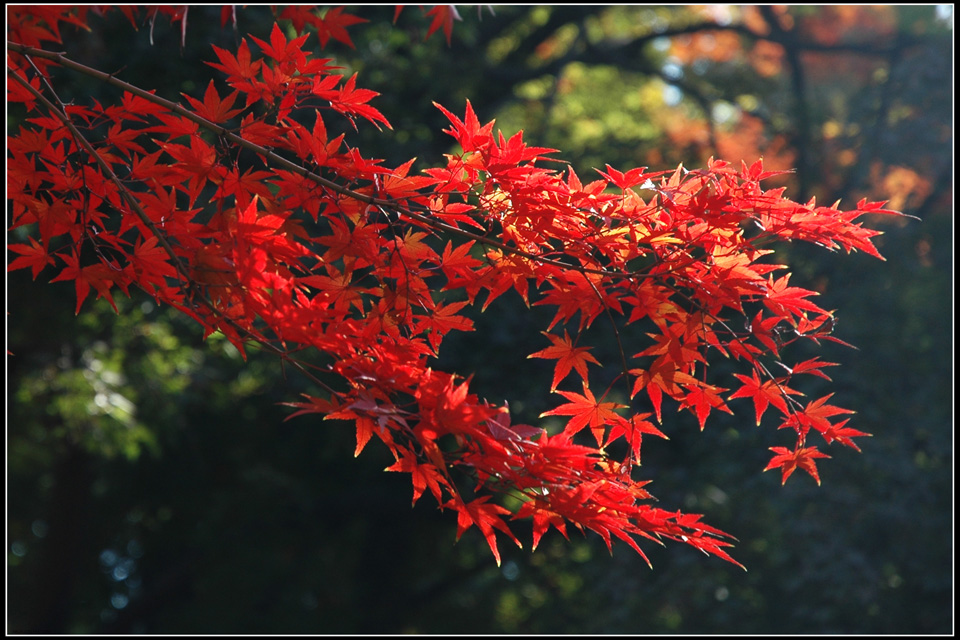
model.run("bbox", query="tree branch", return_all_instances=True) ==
[7,41,670,285]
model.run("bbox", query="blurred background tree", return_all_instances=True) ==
[7,5,952,633]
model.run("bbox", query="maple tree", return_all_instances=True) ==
[7,6,908,570]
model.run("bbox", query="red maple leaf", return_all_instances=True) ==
[433,100,495,153]
[206,39,263,95]
[781,393,856,439]
[819,419,871,451]
[313,73,391,131]
[764,445,831,485]
[249,22,308,68]
[277,6,368,49]
[763,273,828,319]
[447,495,521,567]
[280,393,338,421]
[49,252,120,314]
[728,370,803,425]
[423,5,462,46]
[513,498,569,551]
[540,383,626,446]
[596,164,655,190]
[527,330,601,391]
[182,79,244,124]
[788,357,839,381]
[604,413,666,464]
[7,237,56,279]
[130,235,178,287]
[630,358,699,423]
[386,449,448,506]
[415,300,474,352]
[680,381,733,430]
[315,6,368,48]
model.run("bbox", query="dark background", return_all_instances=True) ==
[8,6,952,633]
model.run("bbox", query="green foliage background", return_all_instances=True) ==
[7,6,952,633]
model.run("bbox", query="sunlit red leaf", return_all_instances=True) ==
[447,495,522,566]
[729,370,803,425]
[540,383,627,446]
[527,330,601,391]
[423,5,462,46]
[182,79,244,124]
[764,445,831,485]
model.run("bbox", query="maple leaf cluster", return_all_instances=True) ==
[7,6,901,568]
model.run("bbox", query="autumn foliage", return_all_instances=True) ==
[7,6,904,568]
